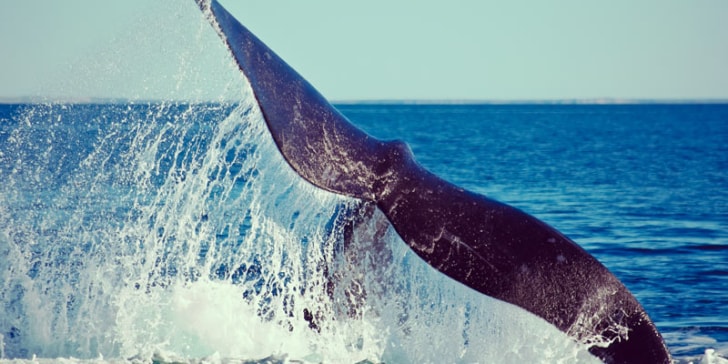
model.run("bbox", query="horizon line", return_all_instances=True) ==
[331,98,728,105]
[2,96,728,105]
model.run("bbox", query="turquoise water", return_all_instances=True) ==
[0,102,726,363]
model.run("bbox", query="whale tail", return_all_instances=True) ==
[197,1,671,363]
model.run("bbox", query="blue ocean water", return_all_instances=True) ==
[338,103,728,360]
[0,102,726,363]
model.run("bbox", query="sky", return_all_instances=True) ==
[1,0,727,101]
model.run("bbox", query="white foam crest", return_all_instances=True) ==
[662,330,728,364]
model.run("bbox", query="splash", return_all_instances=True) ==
[0,98,605,363]
[0,2,605,363]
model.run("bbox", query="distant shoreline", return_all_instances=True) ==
[2,97,728,105]
[332,98,728,105]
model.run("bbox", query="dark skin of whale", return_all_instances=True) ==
[196,1,671,362]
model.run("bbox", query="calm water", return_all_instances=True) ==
[0,102,726,362]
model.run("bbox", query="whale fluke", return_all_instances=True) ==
[196,1,671,362]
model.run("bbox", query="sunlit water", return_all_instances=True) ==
[0,1,726,364]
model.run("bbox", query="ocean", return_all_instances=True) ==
[0,101,725,363]
[337,103,728,361]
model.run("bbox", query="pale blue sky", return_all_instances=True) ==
[1,0,727,101]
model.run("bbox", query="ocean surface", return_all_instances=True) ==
[337,103,728,361]
[0,102,726,363]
